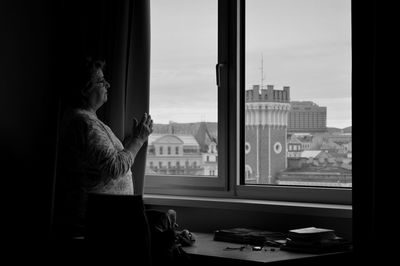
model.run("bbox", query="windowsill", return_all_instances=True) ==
[143,194,352,219]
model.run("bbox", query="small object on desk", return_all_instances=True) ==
[252,246,262,251]
[265,239,285,247]
[224,246,245,251]
[176,229,196,247]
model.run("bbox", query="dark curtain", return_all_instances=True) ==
[1,0,59,244]
[50,0,150,236]
[54,0,150,196]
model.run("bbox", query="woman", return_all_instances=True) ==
[53,58,153,239]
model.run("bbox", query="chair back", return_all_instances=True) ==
[85,193,152,265]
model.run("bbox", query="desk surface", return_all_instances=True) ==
[182,233,348,264]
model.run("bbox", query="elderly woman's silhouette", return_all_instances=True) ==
[53,57,153,240]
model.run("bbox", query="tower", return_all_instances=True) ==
[245,84,291,184]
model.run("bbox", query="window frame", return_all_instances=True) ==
[144,0,231,194]
[144,0,352,206]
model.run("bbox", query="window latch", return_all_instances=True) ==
[216,63,225,87]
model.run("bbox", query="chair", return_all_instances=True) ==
[85,193,152,265]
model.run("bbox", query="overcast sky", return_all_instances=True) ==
[150,0,352,128]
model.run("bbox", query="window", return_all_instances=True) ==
[245,165,253,181]
[242,0,352,201]
[245,142,251,154]
[145,0,228,194]
[145,0,351,205]
[167,146,171,155]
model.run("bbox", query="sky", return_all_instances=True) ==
[150,0,352,128]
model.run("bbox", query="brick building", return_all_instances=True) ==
[245,84,291,184]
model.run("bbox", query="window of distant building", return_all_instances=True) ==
[245,142,251,154]
[245,165,253,180]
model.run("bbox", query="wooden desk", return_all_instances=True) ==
[182,233,351,266]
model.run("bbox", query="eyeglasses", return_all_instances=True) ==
[86,78,110,89]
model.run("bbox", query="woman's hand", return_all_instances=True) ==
[131,113,153,143]
[123,113,153,157]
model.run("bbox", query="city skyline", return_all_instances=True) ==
[150,0,351,129]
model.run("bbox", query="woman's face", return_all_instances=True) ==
[85,69,110,110]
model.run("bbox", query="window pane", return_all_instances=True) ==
[245,0,352,188]
[147,0,218,177]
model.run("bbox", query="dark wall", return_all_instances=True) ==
[351,0,377,261]
[0,0,120,244]
[1,0,59,244]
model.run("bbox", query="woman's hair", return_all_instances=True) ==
[78,57,106,92]
[65,56,106,108]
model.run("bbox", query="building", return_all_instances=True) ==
[320,133,352,155]
[245,84,291,184]
[146,122,218,176]
[280,150,352,187]
[276,171,352,187]
[146,134,204,175]
[202,141,218,176]
[195,122,218,176]
[287,133,313,155]
[288,101,327,133]
[287,137,303,159]
[326,133,352,153]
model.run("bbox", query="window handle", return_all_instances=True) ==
[216,63,225,87]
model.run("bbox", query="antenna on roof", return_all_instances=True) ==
[200,114,206,122]
[260,53,265,90]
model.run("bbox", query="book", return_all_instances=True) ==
[281,227,352,253]
[213,228,287,246]
[287,227,336,241]
[282,237,352,253]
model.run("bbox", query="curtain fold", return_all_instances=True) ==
[125,0,151,195]
[77,0,150,195]
[83,0,150,195]
[93,0,150,195]
[54,0,150,203]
